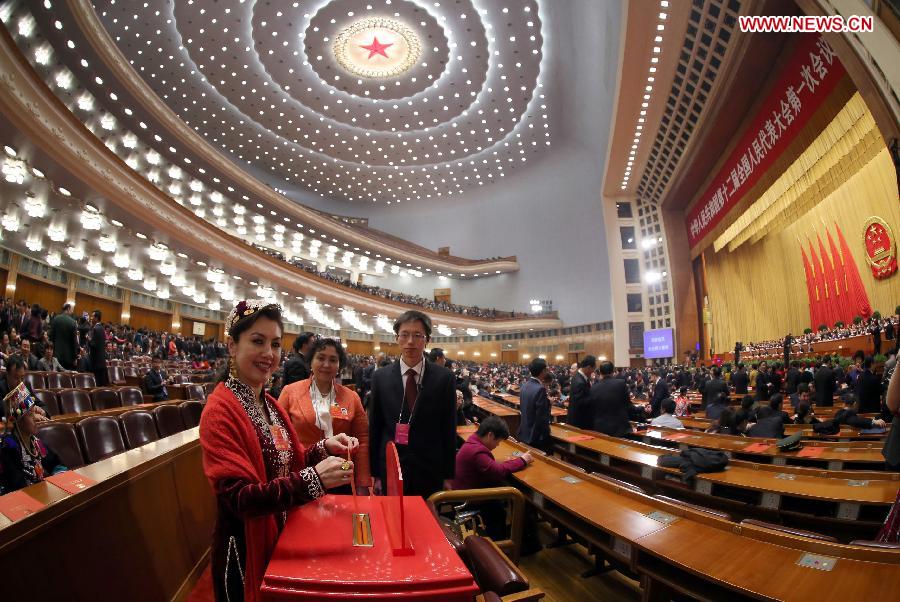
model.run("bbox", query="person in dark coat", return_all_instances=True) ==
[368,311,456,499]
[650,370,669,417]
[88,310,108,387]
[834,395,886,430]
[705,392,730,421]
[814,359,837,407]
[785,361,802,395]
[702,367,729,410]
[748,406,786,438]
[755,361,772,401]
[566,355,595,428]
[588,361,632,437]
[731,364,749,395]
[856,356,883,414]
[282,332,315,386]
[517,359,552,450]
[49,303,78,370]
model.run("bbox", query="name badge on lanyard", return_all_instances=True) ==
[330,404,348,419]
[270,424,291,451]
[395,422,410,445]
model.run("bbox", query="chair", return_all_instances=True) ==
[107,366,126,386]
[654,495,733,520]
[849,540,900,550]
[118,386,144,407]
[36,422,85,469]
[464,536,530,598]
[32,389,61,417]
[119,410,160,448]
[24,372,46,390]
[172,374,191,385]
[203,382,217,396]
[58,388,93,414]
[154,404,186,437]
[178,400,204,428]
[740,519,838,542]
[184,384,206,401]
[73,373,97,388]
[91,388,122,411]
[76,416,126,463]
[123,366,139,378]
[45,372,74,389]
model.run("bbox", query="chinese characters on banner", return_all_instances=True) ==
[685,34,846,248]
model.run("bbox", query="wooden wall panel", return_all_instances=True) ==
[14,275,66,313]
[346,340,374,355]
[75,292,122,323]
[181,317,222,341]
[705,148,900,351]
[131,305,173,332]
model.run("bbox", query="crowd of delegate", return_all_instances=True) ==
[254,243,532,319]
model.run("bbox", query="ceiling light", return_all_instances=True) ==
[98,235,117,253]
[46,251,61,267]
[66,245,84,261]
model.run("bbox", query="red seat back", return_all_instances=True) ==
[153,404,186,437]
[58,388,93,414]
[73,373,97,388]
[119,410,160,448]
[36,422,86,469]
[91,388,121,411]
[76,416,126,463]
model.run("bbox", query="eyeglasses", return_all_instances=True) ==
[397,332,427,342]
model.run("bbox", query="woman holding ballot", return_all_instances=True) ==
[277,337,370,491]
[199,299,360,602]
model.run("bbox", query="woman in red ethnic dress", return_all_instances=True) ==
[199,300,359,602]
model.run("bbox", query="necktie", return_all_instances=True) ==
[404,368,418,415]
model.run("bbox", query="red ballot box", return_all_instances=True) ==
[260,494,479,601]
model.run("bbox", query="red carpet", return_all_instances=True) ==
[186,565,214,602]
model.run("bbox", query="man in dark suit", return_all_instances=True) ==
[755,361,772,401]
[89,310,108,386]
[702,367,729,410]
[143,356,170,401]
[650,369,669,417]
[589,361,632,437]
[814,359,836,407]
[282,332,315,386]
[731,363,749,395]
[368,311,456,499]
[871,319,882,356]
[855,356,883,414]
[517,359,552,450]
[566,355,595,428]
[783,333,793,369]
[748,406,786,438]
[785,361,802,395]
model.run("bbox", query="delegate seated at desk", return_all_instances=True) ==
[453,416,533,540]
[1,384,66,494]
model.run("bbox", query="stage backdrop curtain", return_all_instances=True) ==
[704,146,900,351]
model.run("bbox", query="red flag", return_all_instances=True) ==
[799,243,817,329]
[834,222,872,319]
[807,240,826,329]
[826,227,852,322]
[817,234,839,327]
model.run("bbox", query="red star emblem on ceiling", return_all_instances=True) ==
[359,36,393,59]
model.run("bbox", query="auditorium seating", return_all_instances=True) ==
[73,373,97,388]
[117,386,144,407]
[107,366,126,386]
[91,388,122,411]
[740,518,839,543]
[154,404,186,437]
[58,388,93,414]
[464,536,531,598]
[178,401,203,428]
[23,372,45,390]
[183,384,206,401]
[118,410,161,448]
[76,416,127,463]
[35,422,85,469]
[33,389,60,416]
[45,372,73,389]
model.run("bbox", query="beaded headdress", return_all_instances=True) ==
[225,299,282,336]
[3,382,35,427]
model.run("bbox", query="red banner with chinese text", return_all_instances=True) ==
[686,34,847,249]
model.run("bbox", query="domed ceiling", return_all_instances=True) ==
[93,0,549,204]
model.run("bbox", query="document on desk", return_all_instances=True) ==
[46,471,97,494]
[0,490,46,522]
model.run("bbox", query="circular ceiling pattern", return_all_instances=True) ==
[332,17,423,81]
[94,0,548,204]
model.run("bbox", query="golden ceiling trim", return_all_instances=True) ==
[65,0,518,276]
[0,27,553,332]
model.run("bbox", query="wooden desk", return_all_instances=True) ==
[459,429,900,601]
[0,428,214,600]
[679,417,888,441]
[472,396,521,436]
[549,424,897,540]
[493,393,567,420]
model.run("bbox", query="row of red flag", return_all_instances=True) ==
[799,223,871,329]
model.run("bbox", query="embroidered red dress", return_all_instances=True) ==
[199,378,328,602]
